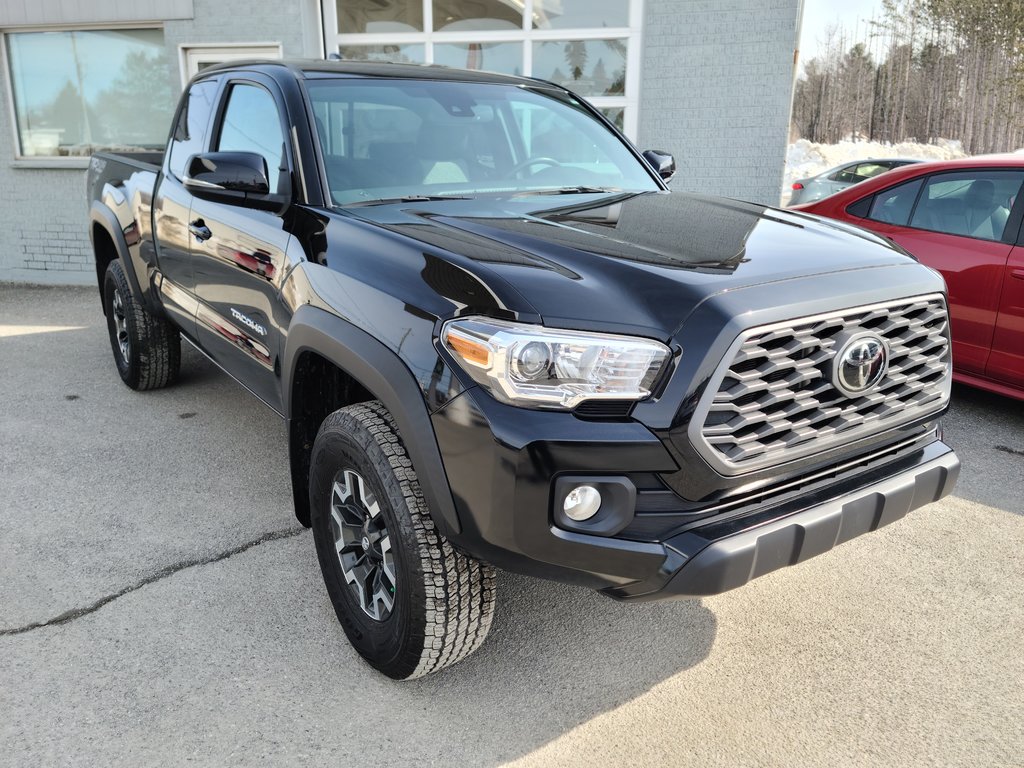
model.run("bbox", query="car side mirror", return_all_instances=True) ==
[642,149,676,182]
[183,151,289,211]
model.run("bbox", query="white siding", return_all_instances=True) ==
[638,0,800,204]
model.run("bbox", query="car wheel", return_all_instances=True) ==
[309,401,496,679]
[103,260,181,390]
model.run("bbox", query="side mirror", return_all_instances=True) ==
[642,149,676,182]
[183,151,289,211]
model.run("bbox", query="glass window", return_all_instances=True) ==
[833,164,867,183]
[432,0,522,31]
[867,179,922,226]
[339,43,426,64]
[909,171,1024,241]
[532,39,627,96]
[834,162,893,184]
[433,42,523,75]
[599,107,625,132]
[5,28,174,157]
[182,45,282,80]
[306,79,658,205]
[853,162,891,180]
[532,0,629,29]
[337,0,423,33]
[216,84,287,193]
[324,1,639,137]
[167,80,219,181]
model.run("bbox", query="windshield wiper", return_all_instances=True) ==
[514,186,624,196]
[346,194,471,207]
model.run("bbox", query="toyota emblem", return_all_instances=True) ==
[833,333,889,397]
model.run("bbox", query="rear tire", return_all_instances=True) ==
[309,401,496,679]
[103,260,180,390]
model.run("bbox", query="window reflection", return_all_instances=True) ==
[599,107,625,131]
[327,1,635,134]
[216,84,286,193]
[532,39,627,96]
[339,44,427,64]
[432,0,523,31]
[532,0,629,29]
[433,42,523,74]
[168,80,219,180]
[7,28,174,157]
[337,0,423,33]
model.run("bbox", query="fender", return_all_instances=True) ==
[89,201,160,315]
[282,304,461,538]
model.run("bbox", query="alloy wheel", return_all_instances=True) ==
[111,288,130,363]
[329,468,396,621]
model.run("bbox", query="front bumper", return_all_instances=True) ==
[608,447,960,600]
[431,387,960,601]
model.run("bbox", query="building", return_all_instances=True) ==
[0,0,800,283]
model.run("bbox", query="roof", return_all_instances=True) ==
[200,58,551,88]
[856,153,1024,184]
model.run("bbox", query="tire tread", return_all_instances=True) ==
[105,261,180,390]
[317,401,495,679]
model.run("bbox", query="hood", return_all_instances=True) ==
[347,191,917,340]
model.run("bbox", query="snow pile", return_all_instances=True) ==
[782,138,967,203]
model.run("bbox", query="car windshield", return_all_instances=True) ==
[304,78,660,205]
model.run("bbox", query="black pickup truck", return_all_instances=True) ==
[88,59,960,679]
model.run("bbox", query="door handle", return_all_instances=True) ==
[1012,268,1024,280]
[188,219,212,242]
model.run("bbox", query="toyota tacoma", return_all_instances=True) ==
[87,60,960,679]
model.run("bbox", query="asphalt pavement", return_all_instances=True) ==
[1,284,1021,767]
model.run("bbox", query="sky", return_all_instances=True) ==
[799,0,886,63]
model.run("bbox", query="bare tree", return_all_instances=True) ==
[792,0,1024,153]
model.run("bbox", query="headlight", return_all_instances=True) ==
[441,316,671,409]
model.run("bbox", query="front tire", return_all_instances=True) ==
[309,401,496,679]
[103,260,181,390]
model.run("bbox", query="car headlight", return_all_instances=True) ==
[441,316,671,409]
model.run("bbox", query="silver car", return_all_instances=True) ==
[787,158,920,205]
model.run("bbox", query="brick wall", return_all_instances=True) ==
[638,0,800,204]
[0,119,97,283]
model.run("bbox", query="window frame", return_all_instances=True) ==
[861,177,923,227]
[2,22,172,167]
[209,74,296,198]
[855,167,1024,246]
[320,0,645,139]
[165,75,222,183]
[300,75,665,209]
[178,42,283,85]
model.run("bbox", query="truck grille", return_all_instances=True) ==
[689,295,951,475]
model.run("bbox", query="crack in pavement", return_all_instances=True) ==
[0,526,307,638]
[995,445,1024,457]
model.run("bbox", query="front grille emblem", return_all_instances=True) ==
[833,333,889,397]
[691,295,949,474]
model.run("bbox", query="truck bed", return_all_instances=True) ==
[93,150,164,171]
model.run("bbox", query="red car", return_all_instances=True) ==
[795,155,1024,401]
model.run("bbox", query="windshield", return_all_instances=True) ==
[304,78,660,205]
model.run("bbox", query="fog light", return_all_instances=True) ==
[563,485,602,521]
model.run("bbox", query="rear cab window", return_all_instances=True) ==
[167,79,219,181]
